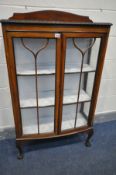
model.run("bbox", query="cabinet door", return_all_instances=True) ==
[6,32,61,136]
[59,32,105,132]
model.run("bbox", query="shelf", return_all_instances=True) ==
[22,112,87,134]
[63,89,90,104]
[20,89,91,108]
[65,64,95,73]
[17,64,56,75]
[16,64,95,75]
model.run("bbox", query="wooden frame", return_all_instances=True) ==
[1,10,112,159]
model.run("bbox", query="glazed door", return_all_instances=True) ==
[6,32,61,137]
[59,32,104,133]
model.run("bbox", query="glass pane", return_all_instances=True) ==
[61,37,101,131]
[61,102,90,130]
[39,107,54,133]
[65,38,101,72]
[21,107,54,134]
[14,38,56,73]
[17,76,36,108]
[63,73,95,104]
[17,75,55,108]
[13,38,56,134]
[21,108,38,135]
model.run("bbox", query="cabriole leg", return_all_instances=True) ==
[85,128,94,147]
[16,141,24,159]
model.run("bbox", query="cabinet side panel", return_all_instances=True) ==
[2,26,22,137]
[88,31,110,126]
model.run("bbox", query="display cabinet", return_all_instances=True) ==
[1,10,111,159]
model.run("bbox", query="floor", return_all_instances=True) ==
[0,120,116,175]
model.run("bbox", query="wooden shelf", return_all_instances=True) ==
[16,64,95,75]
[20,89,91,108]
[22,112,87,134]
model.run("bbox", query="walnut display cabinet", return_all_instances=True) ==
[1,10,112,159]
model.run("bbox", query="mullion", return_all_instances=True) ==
[74,54,85,128]
[34,58,40,134]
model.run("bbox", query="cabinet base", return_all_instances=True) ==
[85,128,94,147]
[16,141,24,159]
[16,127,94,159]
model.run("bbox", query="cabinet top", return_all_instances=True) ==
[0,10,112,26]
